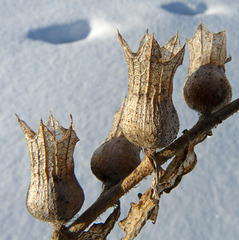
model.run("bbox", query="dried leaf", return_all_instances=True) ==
[118,31,185,149]
[158,143,198,194]
[17,113,84,223]
[181,144,197,175]
[150,135,206,196]
[119,188,159,240]
[79,203,120,240]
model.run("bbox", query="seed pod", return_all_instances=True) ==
[183,23,232,114]
[90,98,141,188]
[118,31,185,149]
[17,113,84,224]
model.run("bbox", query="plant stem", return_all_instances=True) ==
[58,97,239,239]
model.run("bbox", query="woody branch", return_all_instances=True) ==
[55,97,239,239]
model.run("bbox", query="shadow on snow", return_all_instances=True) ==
[161,2,207,16]
[27,19,90,44]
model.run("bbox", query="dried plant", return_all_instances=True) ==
[183,23,232,114]
[16,113,84,225]
[118,30,185,149]
[90,97,141,190]
[17,24,239,240]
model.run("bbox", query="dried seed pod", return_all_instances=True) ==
[118,31,185,149]
[183,23,232,114]
[17,113,84,224]
[90,98,141,188]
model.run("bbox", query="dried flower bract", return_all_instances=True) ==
[17,113,84,224]
[118,30,185,149]
[183,23,232,114]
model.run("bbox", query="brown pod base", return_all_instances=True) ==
[91,136,141,188]
[183,64,232,114]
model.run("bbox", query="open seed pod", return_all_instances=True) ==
[90,98,141,189]
[118,31,185,150]
[183,23,232,114]
[17,113,84,224]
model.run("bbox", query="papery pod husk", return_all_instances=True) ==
[90,98,141,188]
[105,97,127,141]
[187,23,227,75]
[17,114,84,223]
[183,23,232,113]
[118,31,185,149]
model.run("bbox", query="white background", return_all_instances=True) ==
[1,0,239,239]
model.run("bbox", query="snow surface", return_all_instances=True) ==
[1,0,239,239]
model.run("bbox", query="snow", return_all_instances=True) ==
[1,0,239,239]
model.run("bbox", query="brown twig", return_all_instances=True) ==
[57,97,239,239]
